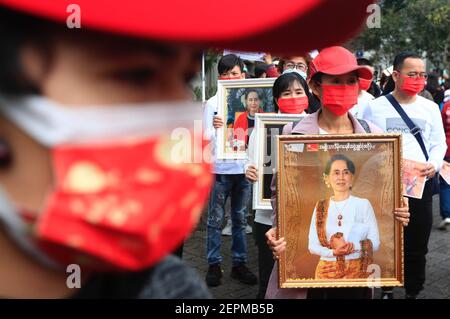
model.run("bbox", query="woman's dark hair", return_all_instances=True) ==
[324,154,356,175]
[244,89,261,100]
[272,72,312,112]
[0,7,59,95]
[218,54,245,75]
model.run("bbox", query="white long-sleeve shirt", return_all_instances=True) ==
[203,94,246,174]
[308,195,380,261]
[362,95,447,171]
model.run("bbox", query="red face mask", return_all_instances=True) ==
[277,96,309,114]
[399,75,426,96]
[321,84,359,116]
[35,134,212,271]
[358,78,372,91]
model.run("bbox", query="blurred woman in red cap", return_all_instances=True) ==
[265,46,410,299]
[0,0,378,298]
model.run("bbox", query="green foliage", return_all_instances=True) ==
[349,0,449,69]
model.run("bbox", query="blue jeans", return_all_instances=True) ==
[206,174,251,266]
[440,158,450,219]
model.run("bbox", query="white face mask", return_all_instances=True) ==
[0,95,202,147]
[282,68,307,80]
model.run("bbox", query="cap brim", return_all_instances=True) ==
[2,0,375,55]
[321,65,373,80]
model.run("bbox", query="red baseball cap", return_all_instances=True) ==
[308,46,373,80]
[0,0,375,55]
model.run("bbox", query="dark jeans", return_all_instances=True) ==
[404,179,433,296]
[206,174,251,266]
[253,221,274,299]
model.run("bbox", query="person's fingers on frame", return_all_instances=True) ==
[396,217,409,225]
[273,245,285,253]
[396,209,410,218]
[273,238,285,246]
[265,228,276,236]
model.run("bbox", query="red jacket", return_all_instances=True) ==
[233,110,263,149]
[441,102,450,157]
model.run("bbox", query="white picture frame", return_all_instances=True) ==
[252,113,305,210]
[216,78,276,160]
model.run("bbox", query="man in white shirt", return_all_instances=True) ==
[363,52,447,299]
[203,54,257,287]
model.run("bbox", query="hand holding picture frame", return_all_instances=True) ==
[276,134,404,289]
[402,159,427,199]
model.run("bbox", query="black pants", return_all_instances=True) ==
[253,221,274,299]
[404,179,433,296]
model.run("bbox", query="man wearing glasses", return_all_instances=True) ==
[363,52,447,299]
[279,56,310,80]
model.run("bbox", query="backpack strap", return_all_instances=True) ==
[290,117,305,136]
[386,93,428,160]
[357,119,371,133]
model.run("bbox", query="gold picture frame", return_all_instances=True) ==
[276,134,404,289]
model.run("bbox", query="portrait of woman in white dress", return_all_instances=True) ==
[308,154,380,279]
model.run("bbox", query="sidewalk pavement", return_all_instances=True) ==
[184,196,450,299]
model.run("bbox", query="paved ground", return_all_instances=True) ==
[184,195,450,299]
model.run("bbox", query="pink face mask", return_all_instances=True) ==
[321,84,359,116]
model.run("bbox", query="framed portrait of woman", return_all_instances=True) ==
[216,78,276,160]
[252,113,305,210]
[276,134,404,289]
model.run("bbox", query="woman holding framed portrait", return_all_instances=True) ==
[265,46,410,299]
[245,72,311,298]
[309,154,380,280]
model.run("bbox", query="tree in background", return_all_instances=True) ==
[348,0,449,71]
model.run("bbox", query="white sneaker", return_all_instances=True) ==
[221,219,232,236]
[245,224,253,234]
[438,218,450,230]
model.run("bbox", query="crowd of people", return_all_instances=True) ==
[0,0,448,301]
[203,48,449,299]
